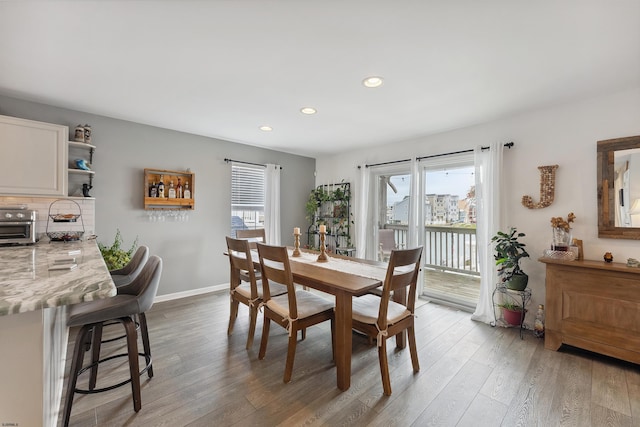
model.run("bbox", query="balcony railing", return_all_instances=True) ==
[383,224,480,276]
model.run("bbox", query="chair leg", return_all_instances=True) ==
[83,326,93,351]
[283,328,298,383]
[247,304,258,350]
[228,298,239,335]
[138,312,154,378]
[258,317,270,360]
[88,322,103,390]
[408,325,420,373]
[300,328,306,341]
[330,317,336,362]
[62,324,93,427]
[122,317,142,412]
[378,338,392,396]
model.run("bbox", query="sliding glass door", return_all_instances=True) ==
[419,153,480,310]
[371,165,412,261]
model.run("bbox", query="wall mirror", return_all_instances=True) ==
[597,135,640,239]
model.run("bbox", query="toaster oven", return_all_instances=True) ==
[0,206,37,245]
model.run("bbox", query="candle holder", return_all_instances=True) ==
[317,230,329,262]
[293,232,301,257]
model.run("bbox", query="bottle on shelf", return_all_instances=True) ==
[534,304,545,338]
[149,181,157,198]
[176,178,183,198]
[184,181,191,199]
[157,175,165,198]
[168,180,176,198]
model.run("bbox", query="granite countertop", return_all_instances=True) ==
[0,240,116,316]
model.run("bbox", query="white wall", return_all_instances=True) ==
[316,87,640,313]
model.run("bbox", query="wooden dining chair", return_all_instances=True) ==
[351,246,423,395]
[236,228,266,280]
[226,236,287,349]
[256,243,335,383]
[236,228,266,249]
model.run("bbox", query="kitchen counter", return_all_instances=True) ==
[0,239,116,427]
[0,239,116,316]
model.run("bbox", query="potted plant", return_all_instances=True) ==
[492,227,530,291]
[498,301,526,326]
[98,229,138,270]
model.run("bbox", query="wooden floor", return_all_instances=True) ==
[59,291,640,426]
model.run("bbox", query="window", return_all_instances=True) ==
[231,164,265,237]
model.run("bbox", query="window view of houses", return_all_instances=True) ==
[384,167,476,226]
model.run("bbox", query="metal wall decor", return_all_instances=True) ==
[522,165,559,209]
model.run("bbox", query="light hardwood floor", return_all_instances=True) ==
[60,291,640,426]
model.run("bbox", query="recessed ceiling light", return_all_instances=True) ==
[259,125,273,131]
[300,107,317,115]
[363,76,383,88]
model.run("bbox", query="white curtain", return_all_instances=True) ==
[471,143,504,324]
[264,164,281,245]
[355,165,372,259]
[407,159,420,250]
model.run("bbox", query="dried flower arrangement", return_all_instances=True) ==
[550,212,576,231]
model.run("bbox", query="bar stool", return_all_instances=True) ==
[110,245,149,287]
[62,255,163,427]
[98,245,149,346]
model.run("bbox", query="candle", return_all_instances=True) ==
[319,224,326,233]
[294,227,300,235]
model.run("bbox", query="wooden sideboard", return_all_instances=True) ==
[539,257,640,364]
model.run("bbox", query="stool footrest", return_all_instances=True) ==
[75,352,152,395]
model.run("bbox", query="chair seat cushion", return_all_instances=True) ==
[235,280,287,299]
[267,290,333,319]
[68,295,142,327]
[352,294,411,325]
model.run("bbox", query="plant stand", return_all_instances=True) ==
[306,182,354,254]
[492,283,532,339]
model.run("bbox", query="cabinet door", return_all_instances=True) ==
[0,115,67,196]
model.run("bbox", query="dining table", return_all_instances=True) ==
[245,248,405,391]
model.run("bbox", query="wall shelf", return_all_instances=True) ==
[68,140,96,197]
[144,168,195,210]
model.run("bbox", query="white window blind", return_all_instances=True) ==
[231,164,264,212]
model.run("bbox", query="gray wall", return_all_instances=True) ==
[0,95,315,296]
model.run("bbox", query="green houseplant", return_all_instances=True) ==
[497,301,526,326]
[492,227,530,291]
[98,229,138,271]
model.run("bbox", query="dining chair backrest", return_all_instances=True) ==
[378,246,423,327]
[256,243,297,319]
[226,236,259,300]
[236,228,266,249]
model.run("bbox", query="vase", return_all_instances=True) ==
[552,227,571,251]
[502,307,526,326]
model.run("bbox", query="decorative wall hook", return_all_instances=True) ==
[522,165,559,209]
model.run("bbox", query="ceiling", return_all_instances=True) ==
[1,1,639,158]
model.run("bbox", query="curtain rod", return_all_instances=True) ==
[224,158,282,169]
[416,142,514,161]
[357,158,412,169]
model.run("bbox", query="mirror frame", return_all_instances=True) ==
[597,135,640,239]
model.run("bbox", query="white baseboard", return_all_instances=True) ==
[154,283,228,303]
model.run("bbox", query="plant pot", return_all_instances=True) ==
[505,273,528,291]
[502,307,526,326]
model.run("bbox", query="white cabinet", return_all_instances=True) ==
[0,115,67,196]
